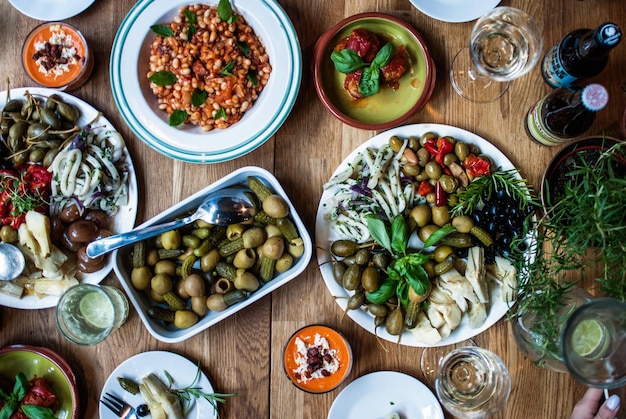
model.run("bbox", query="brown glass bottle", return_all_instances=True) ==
[525,84,608,146]
[542,23,621,88]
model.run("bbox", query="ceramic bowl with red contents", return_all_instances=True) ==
[313,12,435,130]
[283,324,353,394]
[22,22,94,91]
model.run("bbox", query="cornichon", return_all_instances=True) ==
[163,291,187,311]
[132,241,146,269]
[258,256,276,283]
[218,237,244,257]
[276,217,299,244]
[223,289,249,306]
[216,261,237,281]
[117,377,140,395]
[469,225,494,247]
[157,248,185,259]
[247,176,272,201]
[148,306,175,323]
[434,258,454,276]
[440,232,473,248]
[179,254,197,279]
[253,210,276,226]
[404,301,421,329]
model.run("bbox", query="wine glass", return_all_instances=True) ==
[561,298,626,389]
[434,346,511,419]
[420,338,478,388]
[450,6,543,103]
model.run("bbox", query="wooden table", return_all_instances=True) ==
[1,0,625,418]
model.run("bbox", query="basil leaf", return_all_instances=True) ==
[247,73,258,87]
[14,373,28,401]
[366,277,396,305]
[330,49,367,74]
[358,65,381,97]
[405,252,431,267]
[237,41,251,57]
[21,405,57,419]
[191,89,207,107]
[148,71,177,86]
[396,280,409,308]
[220,61,235,76]
[422,225,457,248]
[0,387,9,401]
[365,215,391,253]
[371,42,394,68]
[390,215,407,256]
[150,24,174,37]
[0,404,17,419]
[405,264,430,296]
[215,107,227,121]
[169,109,188,126]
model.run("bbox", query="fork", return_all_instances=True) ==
[100,392,137,419]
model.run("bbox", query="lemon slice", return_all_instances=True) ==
[571,319,608,358]
[79,291,115,329]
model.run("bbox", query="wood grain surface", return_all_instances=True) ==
[1,0,624,418]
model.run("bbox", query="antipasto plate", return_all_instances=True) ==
[100,351,216,419]
[0,87,138,309]
[316,123,524,347]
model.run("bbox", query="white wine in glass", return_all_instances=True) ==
[435,346,511,418]
[450,7,543,103]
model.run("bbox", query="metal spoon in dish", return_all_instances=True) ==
[0,243,26,281]
[86,187,257,259]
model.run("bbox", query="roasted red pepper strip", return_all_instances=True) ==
[435,182,447,207]
[417,180,434,196]
[423,138,438,156]
[435,137,454,165]
[463,154,491,177]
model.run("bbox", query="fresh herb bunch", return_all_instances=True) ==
[0,372,56,419]
[365,214,454,307]
[510,141,626,365]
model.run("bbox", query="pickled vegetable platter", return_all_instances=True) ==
[315,123,534,347]
[113,166,312,343]
[0,87,139,310]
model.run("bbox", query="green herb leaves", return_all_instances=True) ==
[148,71,177,87]
[0,373,56,419]
[169,110,188,127]
[218,0,238,24]
[365,214,434,306]
[330,42,394,97]
[150,24,174,37]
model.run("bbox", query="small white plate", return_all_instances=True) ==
[409,0,500,23]
[110,0,301,163]
[316,123,521,347]
[0,87,139,310]
[8,0,95,20]
[100,351,216,419]
[328,371,444,419]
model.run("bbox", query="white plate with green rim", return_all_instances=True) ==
[110,0,301,163]
[8,0,95,20]
[409,0,500,23]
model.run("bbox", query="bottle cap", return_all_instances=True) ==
[595,23,621,47]
[582,84,608,111]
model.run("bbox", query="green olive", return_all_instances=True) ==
[385,307,404,336]
[452,215,474,233]
[388,135,403,152]
[234,269,260,292]
[433,245,454,263]
[190,296,208,316]
[416,148,430,167]
[226,223,245,240]
[0,226,19,244]
[442,153,458,167]
[39,108,62,129]
[43,148,59,167]
[372,253,389,270]
[275,253,293,273]
[174,310,199,329]
[27,123,49,142]
[342,264,362,291]
[233,248,257,269]
[154,260,177,276]
[151,273,173,295]
[419,131,437,146]
[131,266,152,290]
[200,248,220,272]
[424,161,443,180]
[354,249,371,265]
[407,136,420,151]
[176,280,190,300]
[8,121,28,144]
[366,304,388,318]
[182,234,201,249]
[418,224,439,243]
[206,294,228,311]
[331,240,358,257]
[454,141,469,161]
[262,236,284,260]
[242,227,267,248]
[402,163,420,177]
[332,261,347,285]
[183,273,206,297]
[438,174,458,193]
[161,230,181,250]
[55,101,80,123]
[347,291,366,310]
[409,204,432,228]
[425,192,436,204]
[431,205,451,227]
[361,266,380,292]
[262,194,289,218]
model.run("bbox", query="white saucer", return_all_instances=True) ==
[409,0,500,23]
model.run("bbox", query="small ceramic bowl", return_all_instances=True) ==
[0,345,80,419]
[313,12,436,130]
[22,22,93,91]
[283,324,353,393]
[540,136,625,211]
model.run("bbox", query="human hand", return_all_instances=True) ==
[570,387,621,419]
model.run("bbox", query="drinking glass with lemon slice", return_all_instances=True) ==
[56,284,129,345]
[561,298,626,389]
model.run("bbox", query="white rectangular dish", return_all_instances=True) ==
[112,166,312,343]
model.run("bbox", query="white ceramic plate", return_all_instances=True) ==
[409,0,500,23]
[0,87,139,309]
[100,351,216,419]
[8,0,95,20]
[110,0,301,163]
[328,371,444,419]
[316,123,520,347]
[113,166,313,343]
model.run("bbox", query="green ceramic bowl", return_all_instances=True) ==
[0,345,79,418]
[313,12,436,130]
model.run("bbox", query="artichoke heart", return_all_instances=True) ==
[139,373,183,419]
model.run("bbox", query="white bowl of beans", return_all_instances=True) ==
[110,0,301,163]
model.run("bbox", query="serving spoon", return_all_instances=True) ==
[0,243,26,281]
[86,187,257,259]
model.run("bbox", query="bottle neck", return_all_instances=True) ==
[578,23,621,58]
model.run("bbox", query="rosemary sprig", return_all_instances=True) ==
[451,169,537,216]
[165,364,236,418]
